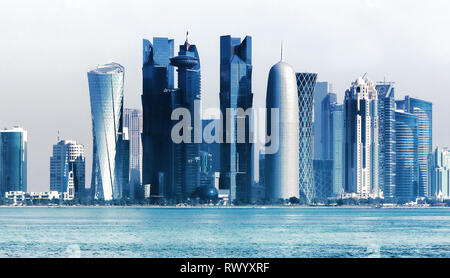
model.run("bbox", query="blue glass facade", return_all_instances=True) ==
[396,96,432,197]
[88,63,128,201]
[219,35,253,203]
[0,127,27,195]
[141,37,175,200]
[321,92,337,160]
[429,147,450,199]
[330,104,344,196]
[376,83,396,199]
[395,111,418,200]
[296,72,317,203]
[313,82,330,160]
[170,37,202,200]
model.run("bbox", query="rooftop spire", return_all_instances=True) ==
[280,40,283,61]
[184,31,190,50]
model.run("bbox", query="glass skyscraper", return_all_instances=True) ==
[170,35,202,200]
[0,127,27,195]
[376,82,396,200]
[141,37,175,200]
[313,82,331,160]
[330,104,345,196]
[396,96,432,197]
[344,76,379,197]
[123,108,143,199]
[50,140,85,200]
[296,72,317,203]
[320,92,337,160]
[219,35,253,203]
[87,63,129,201]
[395,110,418,200]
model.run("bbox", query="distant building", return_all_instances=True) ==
[344,76,379,198]
[0,127,27,196]
[313,159,333,201]
[87,63,129,201]
[313,82,332,160]
[429,147,450,200]
[5,191,60,205]
[219,35,254,203]
[296,72,317,203]
[50,140,85,200]
[123,108,143,199]
[396,96,432,197]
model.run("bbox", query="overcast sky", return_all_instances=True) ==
[1,0,449,192]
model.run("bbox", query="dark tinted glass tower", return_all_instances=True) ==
[376,82,396,200]
[0,127,27,195]
[170,35,201,200]
[141,37,174,200]
[219,35,253,203]
[296,72,317,203]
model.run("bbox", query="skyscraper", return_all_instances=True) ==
[170,34,202,200]
[396,96,432,197]
[141,37,175,200]
[376,82,396,200]
[0,127,27,195]
[321,92,337,160]
[429,147,450,200]
[344,76,379,197]
[50,140,85,200]
[313,82,331,160]
[219,35,253,203]
[330,104,345,196]
[265,60,300,201]
[87,62,129,201]
[296,72,317,203]
[123,108,143,199]
[395,110,418,200]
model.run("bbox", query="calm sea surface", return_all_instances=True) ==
[0,207,449,258]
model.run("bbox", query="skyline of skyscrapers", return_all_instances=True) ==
[2,35,443,205]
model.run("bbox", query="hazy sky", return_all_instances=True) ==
[1,0,450,192]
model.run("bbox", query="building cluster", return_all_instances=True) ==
[1,33,449,205]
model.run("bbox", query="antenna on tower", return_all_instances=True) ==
[280,40,284,61]
[57,130,60,142]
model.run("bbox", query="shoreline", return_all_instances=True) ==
[0,205,447,209]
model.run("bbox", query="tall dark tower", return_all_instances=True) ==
[141,38,175,200]
[219,35,253,203]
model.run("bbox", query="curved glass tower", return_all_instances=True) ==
[296,72,317,203]
[88,63,127,201]
[265,61,300,201]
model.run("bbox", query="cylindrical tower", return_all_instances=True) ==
[265,61,300,201]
